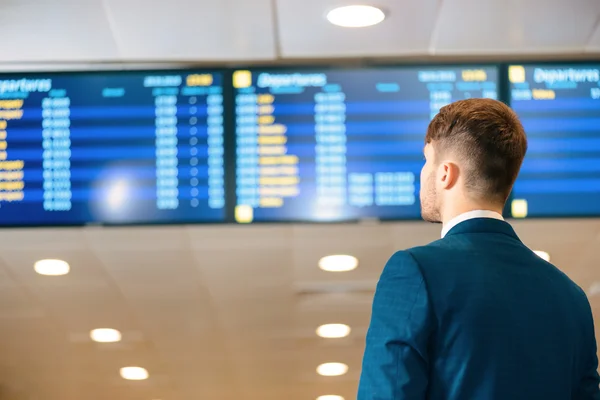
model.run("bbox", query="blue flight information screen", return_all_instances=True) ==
[0,70,225,225]
[509,64,600,218]
[233,67,498,222]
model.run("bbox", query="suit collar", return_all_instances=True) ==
[444,217,520,240]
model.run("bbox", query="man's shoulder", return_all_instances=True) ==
[392,236,506,277]
[402,238,453,263]
[386,239,447,261]
[384,240,448,274]
[400,237,589,302]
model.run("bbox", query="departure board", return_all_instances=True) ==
[508,64,600,218]
[0,70,225,225]
[233,67,499,222]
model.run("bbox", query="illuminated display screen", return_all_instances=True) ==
[0,70,225,225]
[509,64,600,218]
[233,66,499,222]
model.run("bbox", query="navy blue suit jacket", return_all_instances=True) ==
[358,218,600,399]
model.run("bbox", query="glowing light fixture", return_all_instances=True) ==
[534,250,550,262]
[316,324,351,339]
[589,282,600,297]
[120,367,148,381]
[34,259,70,276]
[318,255,358,272]
[317,362,348,377]
[326,5,386,28]
[90,328,122,343]
[317,396,345,400]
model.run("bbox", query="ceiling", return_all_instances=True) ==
[0,218,599,400]
[0,0,598,71]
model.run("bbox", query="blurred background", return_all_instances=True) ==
[0,1,599,400]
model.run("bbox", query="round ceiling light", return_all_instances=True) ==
[589,282,600,297]
[326,5,386,28]
[318,255,358,272]
[317,396,345,400]
[534,250,550,262]
[316,362,349,377]
[90,328,122,343]
[34,259,70,276]
[316,324,351,339]
[120,366,149,381]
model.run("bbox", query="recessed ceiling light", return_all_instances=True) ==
[34,259,70,276]
[316,324,351,339]
[316,362,348,377]
[317,396,345,400]
[318,255,358,272]
[326,5,386,28]
[90,328,122,343]
[534,250,550,262]
[120,366,148,381]
[589,282,600,297]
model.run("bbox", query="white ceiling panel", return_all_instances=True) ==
[0,1,119,62]
[292,224,393,248]
[433,0,600,54]
[103,0,277,61]
[586,20,600,51]
[84,226,189,251]
[391,221,439,249]
[276,0,439,58]
[0,228,87,251]
[187,225,293,250]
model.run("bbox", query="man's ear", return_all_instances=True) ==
[438,162,459,190]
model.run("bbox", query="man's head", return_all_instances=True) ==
[420,98,527,223]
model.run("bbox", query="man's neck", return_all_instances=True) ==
[441,204,504,226]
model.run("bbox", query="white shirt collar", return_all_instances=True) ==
[441,210,504,238]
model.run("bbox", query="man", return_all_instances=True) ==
[358,98,600,399]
